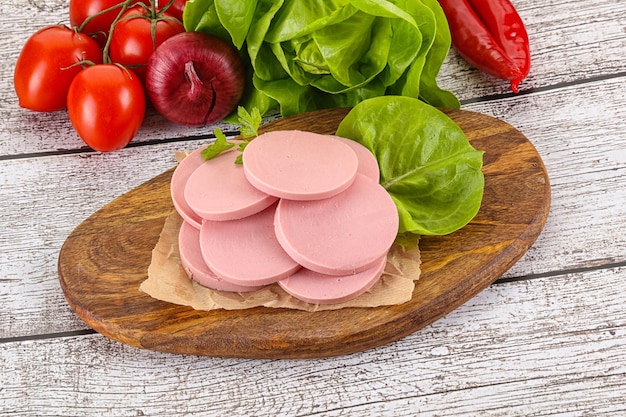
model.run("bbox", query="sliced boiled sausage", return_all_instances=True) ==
[278,255,387,304]
[199,203,301,286]
[185,147,278,221]
[170,147,206,229]
[178,220,266,292]
[242,130,359,200]
[331,136,380,182]
[275,174,399,276]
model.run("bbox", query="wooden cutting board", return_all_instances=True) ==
[58,107,550,359]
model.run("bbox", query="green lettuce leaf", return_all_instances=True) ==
[183,0,232,43]
[183,0,459,117]
[416,0,459,107]
[336,96,484,235]
[215,0,258,49]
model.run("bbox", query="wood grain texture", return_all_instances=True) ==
[2,0,625,155]
[2,79,624,339]
[57,108,550,358]
[2,0,625,414]
[3,266,625,416]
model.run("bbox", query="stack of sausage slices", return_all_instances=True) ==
[170,130,399,304]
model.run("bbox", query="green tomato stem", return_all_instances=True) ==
[76,2,125,34]
[102,0,140,64]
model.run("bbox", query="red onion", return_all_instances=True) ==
[146,32,245,126]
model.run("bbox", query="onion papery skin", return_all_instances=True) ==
[146,32,245,126]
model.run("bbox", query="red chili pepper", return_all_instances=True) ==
[437,0,530,93]
[466,0,531,92]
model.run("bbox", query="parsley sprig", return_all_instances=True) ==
[201,106,262,164]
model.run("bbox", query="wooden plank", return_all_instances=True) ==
[0,140,205,338]
[0,0,245,156]
[1,77,625,338]
[0,0,624,413]
[465,77,626,277]
[437,0,626,95]
[0,0,623,407]
[1,0,625,155]
[1,266,625,415]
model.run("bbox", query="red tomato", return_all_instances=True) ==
[13,25,102,112]
[157,0,187,21]
[69,0,139,46]
[67,65,146,152]
[108,6,185,83]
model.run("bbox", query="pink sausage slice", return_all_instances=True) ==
[170,147,205,229]
[331,136,380,182]
[185,148,278,221]
[275,174,399,276]
[278,255,387,304]
[243,130,359,200]
[199,203,301,286]
[178,220,266,292]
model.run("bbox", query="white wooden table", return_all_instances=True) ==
[1,0,625,415]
